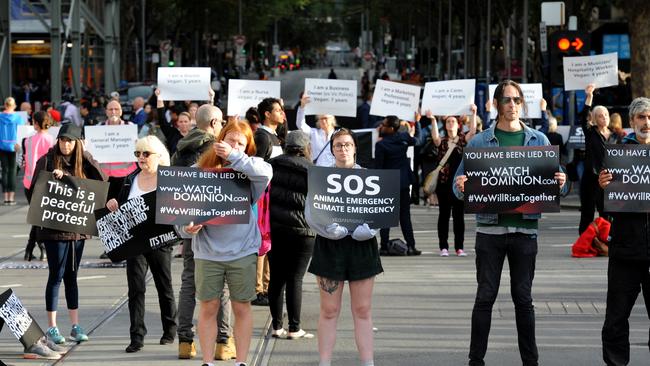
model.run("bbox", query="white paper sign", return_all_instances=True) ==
[157,67,211,101]
[227,80,282,116]
[488,83,544,119]
[369,80,421,122]
[16,125,36,143]
[563,53,619,91]
[304,79,357,117]
[84,125,138,163]
[421,79,476,116]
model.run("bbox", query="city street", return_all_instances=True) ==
[1,191,648,365]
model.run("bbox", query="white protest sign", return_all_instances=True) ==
[16,125,36,143]
[157,67,211,101]
[227,79,282,116]
[487,83,544,119]
[84,125,138,163]
[369,79,421,122]
[304,79,357,117]
[563,53,619,91]
[421,79,476,116]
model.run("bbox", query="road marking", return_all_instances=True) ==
[11,234,28,238]
[413,230,437,234]
[77,275,107,281]
[549,226,577,230]
[0,284,22,288]
[551,244,573,247]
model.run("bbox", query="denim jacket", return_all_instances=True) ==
[452,122,554,224]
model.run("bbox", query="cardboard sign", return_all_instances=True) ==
[0,289,45,349]
[488,83,544,119]
[604,145,650,212]
[156,167,252,225]
[421,79,476,116]
[26,172,109,235]
[563,53,619,91]
[84,125,138,163]
[96,192,180,262]
[463,146,560,214]
[227,79,282,116]
[307,166,400,230]
[157,67,212,100]
[304,78,357,117]
[369,80,421,122]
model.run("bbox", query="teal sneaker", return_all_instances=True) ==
[46,327,66,345]
[70,324,89,342]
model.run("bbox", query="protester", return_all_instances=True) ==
[22,111,55,261]
[98,100,137,179]
[0,97,25,205]
[156,89,205,154]
[375,115,421,256]
[27,123,107,345]
[453,80,566,366]
[428,106,477,257]
[171,104,236,361]
[609,112,627,139]
[295,93,336,166]
[306,128,383,366]
[105,136,177,353]
[184,120,272,366]
[599,97,650,366]
[130,96,147,128]
[268,131,315,339]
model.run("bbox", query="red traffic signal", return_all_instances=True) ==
[556,37,584,51]
[558,38,570,51]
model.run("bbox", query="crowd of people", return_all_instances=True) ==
[0,74,648,366]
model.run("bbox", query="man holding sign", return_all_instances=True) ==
[598,97,650,366]
[454,80,566,366]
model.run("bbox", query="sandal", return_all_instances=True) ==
[287,329,314,339]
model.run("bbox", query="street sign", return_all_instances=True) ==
[233,35,246,47]
[539,22,548,53]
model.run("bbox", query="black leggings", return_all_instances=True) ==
[437,184,465,250]
[0,150,16,192]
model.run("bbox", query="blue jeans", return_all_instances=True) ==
[469,232,538,366]
[44,240,85,312]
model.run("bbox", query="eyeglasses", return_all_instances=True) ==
[134,151,156,158]
[212,118,226,127]
[333,143,354,151]
[500,96,523,105]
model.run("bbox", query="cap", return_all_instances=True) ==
[57,123,82,140]
[110,91,120,99]
[285,131,310,148]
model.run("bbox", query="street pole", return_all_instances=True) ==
[141,0,146,80]
[447,0,452,79]
[238,0,242,35]
[437,0,442,80]
[464,0,468,78]
[522,0,528,82]
[486,0,491,82]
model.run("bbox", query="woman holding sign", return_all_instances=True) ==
[184,120,272,366]
[295,93,336,166]
[28,123,107,345]
[104,135,178,353]
[306,128,383,366]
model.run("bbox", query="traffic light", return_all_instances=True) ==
[167,60,175,67]
[549,31,590,86]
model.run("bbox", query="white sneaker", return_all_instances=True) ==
[440,249,449,257]
[456,249,468,257]
[287,329,314,339]
[271,328,287,338]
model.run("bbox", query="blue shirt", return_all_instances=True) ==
[0,112,25,152]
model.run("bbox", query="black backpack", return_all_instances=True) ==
[387,238,408,256]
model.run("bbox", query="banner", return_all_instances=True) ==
[369,79,421,122]
[566,125,586,150]
[156,167,251,225]
[0,289,45,349]
[488,83,544,119]
[96,192,180,262]
[157,67,211,100]
[563,53,619,91]
[304,78,357,117]
[604,144,650,212]
[84,125,138,163]
[463,146,560,214]
[307,166,400,230]
[227,79,282,116]
[26,172,109,235]
[421,79,476,116]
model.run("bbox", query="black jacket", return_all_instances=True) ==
[608,134,650,261]
[269,154,315,238]
[375,132,417,189]
[170,128,215,167]
[580,105,621,175]
[254,127,281,161]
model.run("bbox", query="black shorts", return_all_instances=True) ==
[308,235,383,282]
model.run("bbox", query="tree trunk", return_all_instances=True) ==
[625,1,650,98]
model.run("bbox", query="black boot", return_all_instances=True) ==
[379,243,390,256]
[24,240,36,261]
[38,242,47,261]
[407,245,421,256]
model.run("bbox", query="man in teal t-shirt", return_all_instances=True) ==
[0,97,26,205]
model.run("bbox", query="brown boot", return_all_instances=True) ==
[214,336,236,360]
[178,341,196,359]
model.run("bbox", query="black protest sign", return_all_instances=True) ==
[604,144,650,212]
[0,289,45,349]
[95,191,180,262]
[354,130,373,168]
[307,166,399,231]
[156,166,251,225]
[26,171,109,235]
[566,125,586,150]
[464,145,560,214]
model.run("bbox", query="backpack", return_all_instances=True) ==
[387,238,408,256]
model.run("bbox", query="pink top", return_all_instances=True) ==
[23,132,55,188]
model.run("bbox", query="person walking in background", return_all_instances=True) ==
[268,131,315,339]
[0,97,26,205]
[28,123,107,345]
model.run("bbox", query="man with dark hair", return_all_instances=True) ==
[375,115,421,256]
[80,101,97,126]
[454,80,566,366]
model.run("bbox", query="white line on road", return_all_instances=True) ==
[549,226,578,230]
[551,244,574,247]
[11,234,28,238]
[0,284,22,288]
[77,275,107,281]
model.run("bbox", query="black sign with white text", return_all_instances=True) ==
[26,171,109,235]
[604,144,650,212]
[307,166,399,230]
[0,289,45,349]
[463,146,560,214]
[566,125,586,150]
[95,192,180,262]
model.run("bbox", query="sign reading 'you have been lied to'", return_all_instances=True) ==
[604,144,650,212]
[463,145,560,214]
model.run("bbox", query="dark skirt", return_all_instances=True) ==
[308,234,383,282]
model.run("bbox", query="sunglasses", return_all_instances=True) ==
[134,151,156,158]
[500,96,523,105]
